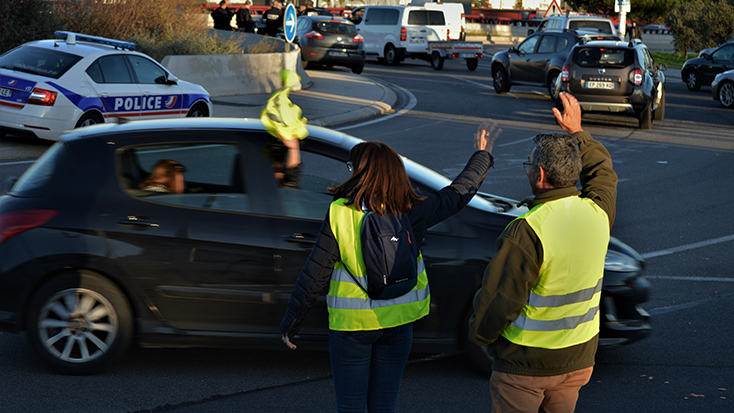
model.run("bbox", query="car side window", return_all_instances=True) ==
[297,18,309,30]
[537,35,556,54]
[127,55,168,84]
[556,37,570,52]
[93,55,132,84]
[366,8,398,25]
[712,45,734,62]
[119,143,248,213]
[518,36,539,54]
[350,7,364,24]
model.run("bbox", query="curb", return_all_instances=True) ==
[307,77,398,127]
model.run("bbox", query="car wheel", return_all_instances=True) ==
[718,81,734,108]
[638,100,653,129]
[466,58,479,71]
[301,57,310,70]
[384,44,399,66]
[685,71,701,91]
[75,112,102,129]
[351,64,364,75]
[431,52,444,70]
[493,66,510,94]
[186,103,208,117]
[27,271,133,375]
[653,88,665,121]
[547,71,560,100]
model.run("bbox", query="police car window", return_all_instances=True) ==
[86,61,104,83]
[128,55,167,84]
[537,35,557,54]
[120,143,248,213]
[0,46,82,79]
[95,55,132,84]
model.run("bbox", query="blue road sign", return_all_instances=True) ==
[284,4,297,44]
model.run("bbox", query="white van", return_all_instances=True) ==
[348,3,465,66]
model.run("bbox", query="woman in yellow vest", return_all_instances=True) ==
[280,120,501,413]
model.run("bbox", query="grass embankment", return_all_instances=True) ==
[651,51,689,70]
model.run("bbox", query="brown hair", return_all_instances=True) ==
[139,159,185,192]
[330,141,425,215]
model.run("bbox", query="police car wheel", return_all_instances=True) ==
[75,112,103,129]
[186,104,208,118]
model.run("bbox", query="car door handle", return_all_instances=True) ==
[142,91,152,96]
[100,92,110,97]
[283,233,317,245]
[117,216,160,228]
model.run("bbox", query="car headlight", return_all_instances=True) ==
[604,249,641,273]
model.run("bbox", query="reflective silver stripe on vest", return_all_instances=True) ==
[331,258,426,287]
[510,306,599,332]
[326,285,430,309]
[527,278,603,308]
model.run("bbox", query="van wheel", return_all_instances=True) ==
[685,71,701,91]
[431,52,444,70]
[384,45,399,66]
[653,88,665,121]
[27,271,133,375]
[493,66,510,94]
[466,58,478,71]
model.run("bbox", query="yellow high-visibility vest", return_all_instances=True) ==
[327,198,430,331]
[501,196,610,349]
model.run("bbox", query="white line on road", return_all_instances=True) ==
[648,291,734,316]
[646,275,734,283]
[335,81,417,132]
[641,234,734,259]
[450,76,494,89]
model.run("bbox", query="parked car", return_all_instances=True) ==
[292,15,365,74]
[529,14,618,37]
[491,29,620,99]
[556,39,667,129]
[712,69,734,108]
[0,118,651,375]
[642,24,669,34]
[0,31,212,142]
[682,42,734,91]
[698,38,734,57]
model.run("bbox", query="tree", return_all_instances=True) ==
[513,0,524,9]
[666,0,734,59]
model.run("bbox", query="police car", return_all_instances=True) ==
[0,31,212,141]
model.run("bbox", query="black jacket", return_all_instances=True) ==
[280,150,493,338]
[211,7,234,31]
[236,7,253,31]
[263,7,283,36]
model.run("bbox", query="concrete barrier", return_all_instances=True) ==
[161,30,312,98]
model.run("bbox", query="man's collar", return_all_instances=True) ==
[518,186,580,209]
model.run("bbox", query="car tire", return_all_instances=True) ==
[466,58,479,71]
[547,70,560,100]
[351,64,364,75]
[638,100,653,129]
[431,52,444,70]
[186,103,209,118]
[718,81,734,108]
[685,70,701,91]
[653,88,665,121]
[493,66,510,94]
[301,57,310,70]
[75,112,103,129]
[27,271,133,375]
[384,44,399,66]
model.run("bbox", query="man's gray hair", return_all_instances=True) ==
[531,133,582,188]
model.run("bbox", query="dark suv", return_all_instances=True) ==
[556,39,667,129]
[491,29,620,99]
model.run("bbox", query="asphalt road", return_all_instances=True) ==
[1,56,733,412]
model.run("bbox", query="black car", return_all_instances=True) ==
[293,15,365,74]
[556,39,667,129]
[682,42,734,91]
[0,118,651,375]
[491,29,620,99]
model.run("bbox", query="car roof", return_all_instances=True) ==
[17,39,131,58]
[575,40,637,48]
[306,15,350,23]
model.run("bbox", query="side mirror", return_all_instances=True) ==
[527,29,534,35]
[659,63,668,71]
[702,53,713,61]
[166,73,179,85]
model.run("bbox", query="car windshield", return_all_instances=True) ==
[0,46,82,79]
[573,47,633,68]
[315,21,356,34]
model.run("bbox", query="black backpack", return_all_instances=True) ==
[348,210,419,300]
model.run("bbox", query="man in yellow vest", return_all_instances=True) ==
[470,92,617,413]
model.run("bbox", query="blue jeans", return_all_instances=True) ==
[329,323,413,413]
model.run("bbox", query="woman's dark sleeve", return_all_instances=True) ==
[280,213,340,338]
[408,151,493,233]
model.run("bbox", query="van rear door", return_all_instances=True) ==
[404,9,447,53]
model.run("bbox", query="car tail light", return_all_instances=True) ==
[0,209,57,244]
[634,68,643,86]
[453,53,460,58]
[400,27,407,42]
[27,88,57,106]
[476,53,483,58]
[304,30,324,40]
[353,34,364,43]
[447,28,450,39]
[561,65,570,83]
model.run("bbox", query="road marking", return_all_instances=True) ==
[335,80,417,132]
[450,76,493,89]
[641,234,734,259]
[0,160,35,166]
[648,291,734,316]
[646,275,734,283]
[361,118,453,139]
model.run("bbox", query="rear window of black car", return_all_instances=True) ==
[572,47,634,67]
[0,46,82,79]
[315,21,356,34]
[10,143,72,198]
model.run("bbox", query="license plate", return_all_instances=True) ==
[587,81,615,90]
[329,52,347,57]
[410,38,425,44]
[0,87,11,98]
